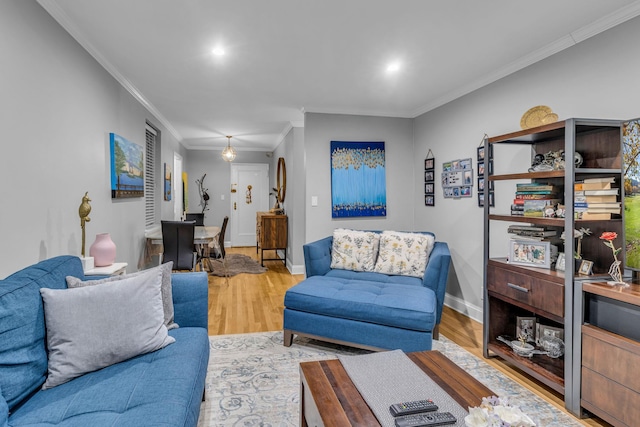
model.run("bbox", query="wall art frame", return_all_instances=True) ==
[110,132,144,198]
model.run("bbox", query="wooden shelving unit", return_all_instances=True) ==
[482,118,623,415]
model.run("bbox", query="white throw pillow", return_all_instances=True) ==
[40,267,175,389]
[330,229,380,272]
[66,262,178,330]
[373,231,435,278]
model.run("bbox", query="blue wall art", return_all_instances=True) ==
[110,133,144,198]
[331,141,386,218]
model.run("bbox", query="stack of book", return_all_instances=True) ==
[513,183,561,217]
[507,225,558,240]
[575,177,621,220]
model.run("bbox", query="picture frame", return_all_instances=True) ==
[463,169,473,185]
[424,183,434,194]
[424,158,434,170]
[425,195,434,206]
[508,239,551,269]
[539,324,564,342]
[578,260,594,276]
[477,144,493,162]
[460,186,472,197]
[516,316,537,342]
[555,252,566,272]
[478,162,485,176]
[477,146,485,162]
[489,191,495,207]
[460,158,472,170]
[424,170,434,182]
[444,187,454,198]
[478,192,485,207]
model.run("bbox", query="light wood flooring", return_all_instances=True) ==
[207,247,610,427]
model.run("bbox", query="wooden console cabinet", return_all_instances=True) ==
[256,212,287,266]
[576,281,640,426]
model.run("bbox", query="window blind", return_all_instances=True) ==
[145,126,157,228]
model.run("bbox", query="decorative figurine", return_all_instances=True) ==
[78,192,92,257]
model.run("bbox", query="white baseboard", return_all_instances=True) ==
[444,293,483,324]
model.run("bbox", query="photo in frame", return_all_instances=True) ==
[516,316,537,342]
[539,324,564,341]
[555,252,566,271]
[425,195,434,206]
[164,162,172,201]
[578,260,593,275]
[425,183,434,194]
[424,170,434,182]
[508,239,551,269]
[425,158,434,170]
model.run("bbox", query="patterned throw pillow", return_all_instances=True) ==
[373,231,435,278]
[330,229,380,272]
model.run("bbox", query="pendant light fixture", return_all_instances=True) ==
[221,135,236,162]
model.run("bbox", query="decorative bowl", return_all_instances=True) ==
[511,341,534,357]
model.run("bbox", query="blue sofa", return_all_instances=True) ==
[0,256,209,427]
[283,232,451,352]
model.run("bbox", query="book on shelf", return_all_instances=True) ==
[587,202,621,209]
[585,194,618,203]
[507,225,546,232]
[583,176,615,184]
[514,193,559,199]
[583,188,619,196]
[579,212,612,220]
[515,183,556,192]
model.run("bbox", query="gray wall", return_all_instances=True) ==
[0,0,186,278]
[413,15,640,321]
[303,113,415,243]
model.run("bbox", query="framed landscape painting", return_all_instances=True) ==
[110,133,144,198]
[331,141,386,218]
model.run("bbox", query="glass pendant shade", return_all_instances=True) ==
[221,136,236,162]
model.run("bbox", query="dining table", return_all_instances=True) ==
[144,225,220,271]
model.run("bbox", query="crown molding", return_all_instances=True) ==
[37,0,183,144]
[412,1,640,117]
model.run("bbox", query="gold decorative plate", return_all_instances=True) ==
[520,105,553,129]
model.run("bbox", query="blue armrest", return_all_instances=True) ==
[171,272,208,329]
[303,236,333,277]
[422,242,451,324]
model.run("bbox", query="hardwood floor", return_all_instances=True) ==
[207,247,611,427]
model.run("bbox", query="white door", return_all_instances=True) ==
[230,163,269,246]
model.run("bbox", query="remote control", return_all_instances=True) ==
[394,411,457,427]
[389,399,438,416]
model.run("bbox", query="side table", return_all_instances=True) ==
[84,262,128,276]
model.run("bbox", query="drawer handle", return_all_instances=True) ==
[507,282,529,293]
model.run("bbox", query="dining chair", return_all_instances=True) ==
[160,220,197,271]
[185,213,204,226]
[210,216,229,260]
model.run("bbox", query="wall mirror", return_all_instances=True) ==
[277,157,286,204]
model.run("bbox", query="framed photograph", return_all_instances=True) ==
[489,191,495,207]
[424,158,434,170]
[460,186,472,198]
[478,192,485,207]
[425,195,434,206]
[555,253,566,272]
[444,187,454,198]
[443,161,453,172]
[508,239,551,269]
[425,183,434,194]
[478,162,485,176]
[463,169,473,185]
[516,316,537,342]
[460,158,472,170]
[539,325,564,342]
[452,187,460,198]
[578,260,593,276]
[477,146,485,162]
[424,170,434,182]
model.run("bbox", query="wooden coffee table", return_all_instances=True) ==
[299,350,493,426]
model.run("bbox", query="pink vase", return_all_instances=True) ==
[90,233,116,266]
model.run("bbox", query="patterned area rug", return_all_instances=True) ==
[197,332,584,427]
[207,254,267,277]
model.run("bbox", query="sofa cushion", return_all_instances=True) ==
[330,229,379,272]
[66,261,178,330]
[0,256,83,410]
[284,276,436,331]
[325,268,423,287]
[40,267,175,389]
[374,231,435,278]
[8,327,209,427]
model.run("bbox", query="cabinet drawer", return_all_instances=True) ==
[487,264,563,318]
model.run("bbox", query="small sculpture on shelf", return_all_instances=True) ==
[78,192,91,257]
[528,150,583,172]
[600,231,627,286]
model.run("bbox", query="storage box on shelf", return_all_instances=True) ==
[482,118,623,416]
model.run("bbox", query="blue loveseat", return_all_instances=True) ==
[283,231,451,352]
[0,256,209,427]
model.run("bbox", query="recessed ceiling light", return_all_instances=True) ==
[212,47,225,56]
[386,62,400,73]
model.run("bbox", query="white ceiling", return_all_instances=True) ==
[38,0,640,152]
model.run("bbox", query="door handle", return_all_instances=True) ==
[507,282,529,293]
[234,202,237,210]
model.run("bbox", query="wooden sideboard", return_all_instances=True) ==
[256,212,287,266]
[577,280,640,426]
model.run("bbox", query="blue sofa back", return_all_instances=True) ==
[0,256,84,411]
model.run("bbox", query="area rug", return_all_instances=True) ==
[197,332,584,427]
[207,254,267,277]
